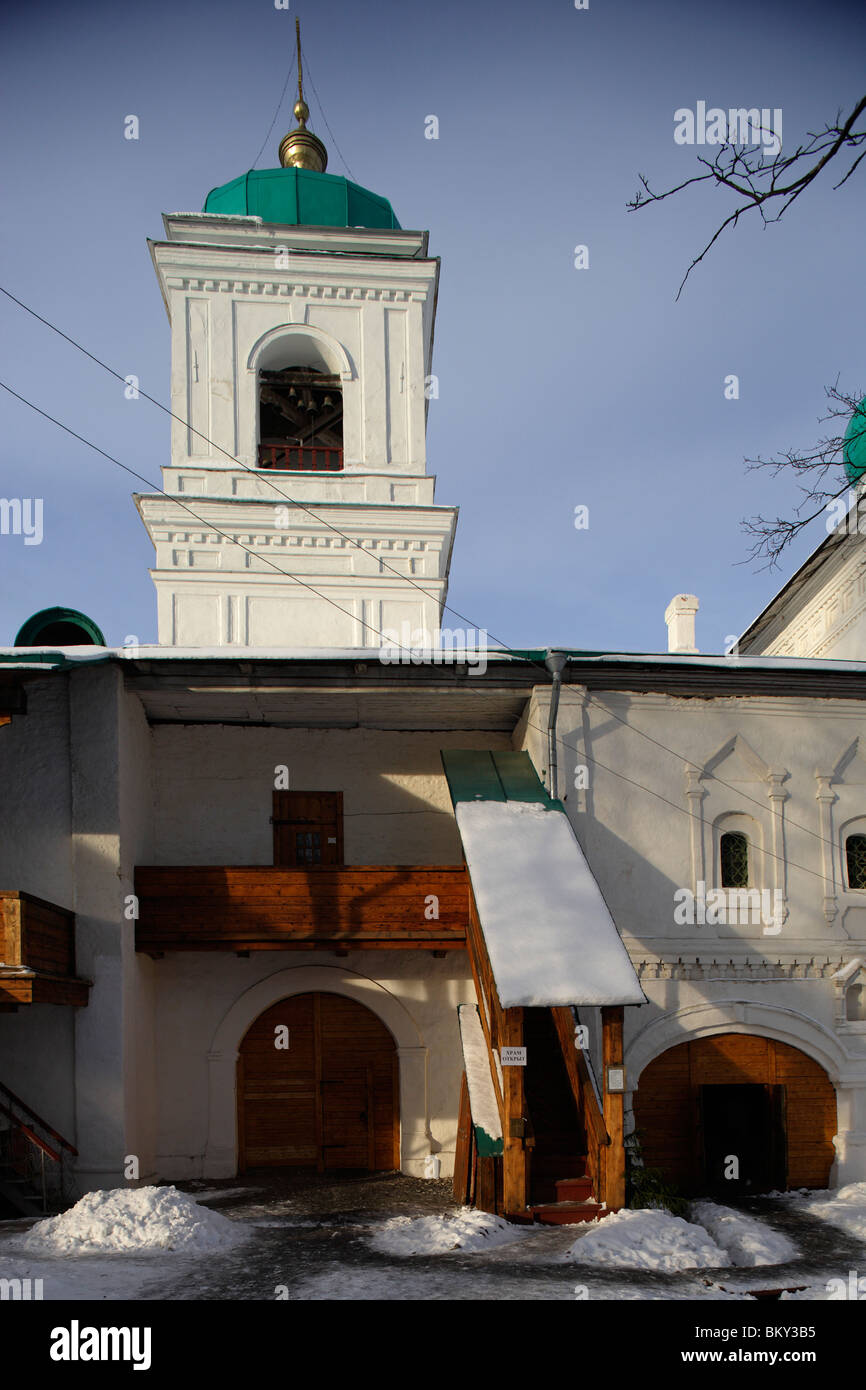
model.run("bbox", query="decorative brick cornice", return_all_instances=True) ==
[165,277,414,302]
[634,956,843,982]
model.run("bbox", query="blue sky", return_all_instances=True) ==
[1,0,864,652]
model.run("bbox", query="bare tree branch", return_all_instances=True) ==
[630,97,866,297]
[741,382,866,569]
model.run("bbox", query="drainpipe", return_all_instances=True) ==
[545,649,568,801]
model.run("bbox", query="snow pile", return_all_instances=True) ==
[793,1182,866,1241]
[12,1185,246,1254]
[564,1209,731,1271]
[368,1208,529,1256]
[690,1201,798,1267]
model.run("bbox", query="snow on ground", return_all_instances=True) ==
[291,1264,753,1301]
[9,1185,247,1255]
[790,1182,866,1242]
[0,1249,184,1301]
[779,1284,844,1301]
[368,1208,532,1256]
[690,1201,799,1267]
[186,1186,266,1204]
[563,1209,731,1271]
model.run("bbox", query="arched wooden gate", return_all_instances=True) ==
[633,1033,837,1194]
[237,992,399,1172]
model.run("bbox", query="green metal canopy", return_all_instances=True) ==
[203,167,401,230]
[441,749,561,811]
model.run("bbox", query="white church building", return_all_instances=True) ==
[2,88,865,1222]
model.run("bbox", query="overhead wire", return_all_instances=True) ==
[0,286,859,887]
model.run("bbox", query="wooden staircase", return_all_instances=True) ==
[524,1008,609,1225]
[0,1082,78,1216]
[455,888,627,1224]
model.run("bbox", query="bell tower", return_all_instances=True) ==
[137,32,457,649]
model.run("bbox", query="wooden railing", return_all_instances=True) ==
[134,865,469,953]
[551,1005,611,1204]
[0,891,89,1006]
[0,1080,78,1212]
[0,891,75,975]
[257,444,343,471]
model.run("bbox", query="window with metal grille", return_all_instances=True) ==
[294,830,323,866]
[846,833,866,889]
[720,831,749,888]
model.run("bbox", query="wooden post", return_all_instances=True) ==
[501,1006,527,1217]
[453,1072,472,1203]
[601,1005,626,1211]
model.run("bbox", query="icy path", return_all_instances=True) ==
[2,1176,864,1302]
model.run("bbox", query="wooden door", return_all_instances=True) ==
[237,992,398,1172]
[634,1034,835,1192]
[238,994,319,1168]
[700,1083,783,1194]
[273,791,343,866]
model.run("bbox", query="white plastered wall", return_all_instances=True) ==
[144,724,509,1178]
[0,678,76,1143]
[154,954,474,1179]
[515,684,866,1184]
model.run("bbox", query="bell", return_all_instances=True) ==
[322,395,333,409]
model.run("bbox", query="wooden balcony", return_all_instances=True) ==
[0,892,90,1008]
[134,865,469,954]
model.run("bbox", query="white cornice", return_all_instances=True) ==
[150,241,436,304]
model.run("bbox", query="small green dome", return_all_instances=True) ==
[844,397,866,484]
[15,607,105,647]
[203,167,401,231]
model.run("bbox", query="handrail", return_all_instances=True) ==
[0,1080,78,1155]
[0,1099,61,1163]
[551,1007,610,1151]
[571,1006,607,1127]
[257,443,343,472]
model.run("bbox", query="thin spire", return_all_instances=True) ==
[278,19,328,172]
[296,18,304,109]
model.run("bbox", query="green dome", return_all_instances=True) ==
[15,607,105,647]
[203,166,401,230]
[844,397,866,484]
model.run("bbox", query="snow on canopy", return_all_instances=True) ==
[455,800,645,1008]
[457,1003,503,1154]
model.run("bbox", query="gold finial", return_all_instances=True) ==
[278,19,328,173]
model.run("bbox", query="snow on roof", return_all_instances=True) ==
[3,645,866,675]
[457,1004,503,1154]
[455,800,646,1008]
